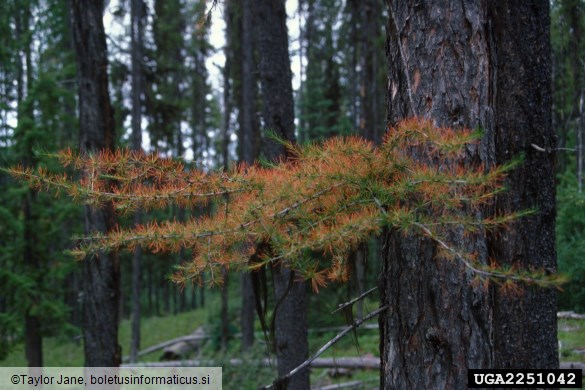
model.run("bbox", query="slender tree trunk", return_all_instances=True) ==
[579,91,584,193]
[147,263,153,316]
[252,1,309,388]
[71,0,121,367]
[16,1,43,367]
[24,192,42,367]
[220,268,229,351]
[219,13,233,350]
[129,0,145,364]
[237,0,260,353]
[380,1,557,387]
[163,277,170,314]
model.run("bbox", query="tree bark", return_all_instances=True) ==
[71,0,121,367]
[380,0,556,387]
[236,0,260,353]
[129,0,145,364]
[252,1,309,388]
[488,0,558,369]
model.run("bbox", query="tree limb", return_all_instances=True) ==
[332,286,378,314]
[259,305,388,390]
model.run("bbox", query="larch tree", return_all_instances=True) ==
[71,0,121,367]
[380,0,556,388]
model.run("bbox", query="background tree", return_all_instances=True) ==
[223,0,261,352]
[129,0,146,364]
[252,0,309,388]
[71,0,121,367]
[0,0,79,365]
[380,0,556,387]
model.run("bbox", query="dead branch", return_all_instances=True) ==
[259,305,387,390]
[332,286,378,314]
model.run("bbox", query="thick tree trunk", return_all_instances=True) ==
[380,0,556,387]
[488,1,558,369]
[252,1,309,388]
[71,0,121,367]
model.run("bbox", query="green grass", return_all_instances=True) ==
[1,308,207,366]
[5,300,583,389]
[559,318,585,363]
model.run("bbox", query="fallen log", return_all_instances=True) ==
[313,381,364,390]
[123,356,380,369]
[122,323,377,362]
[560,362,585,376]
[122,327,208,362]
[160,326,206,361]
[558,311,585,320]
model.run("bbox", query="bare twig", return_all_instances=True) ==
[332,286,378,314]
[531,143,576,153]
[259,305,388,390]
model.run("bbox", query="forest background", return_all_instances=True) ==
[0,0,584,388]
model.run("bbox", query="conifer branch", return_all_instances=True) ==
[412,222,562,288]
[5,118,565,290]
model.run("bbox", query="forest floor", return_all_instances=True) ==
[559,317,585,363]
[2,309,583,389]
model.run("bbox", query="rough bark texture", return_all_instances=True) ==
[380,0,556,387]
[253,0,296,158]
[71,0,121,367]
[488,1,558,369]
[236,0,259,352]
[252,1,309,388]
[358,0,385,144]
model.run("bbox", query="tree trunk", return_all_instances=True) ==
[71,0,121,367]
[129,0,145,364]
[488,0,558,369]
[16,1,43,367]
[221,267,229,351]
[236,0,260,353]
[380,0,557,387]
[252,1,309,388]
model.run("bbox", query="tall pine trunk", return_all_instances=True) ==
[236,0,260,352]
[15,1,43,367]
[129,0,145,364]
[71,0,121,367]
[252,1,309,388]
[380,1,556,387]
